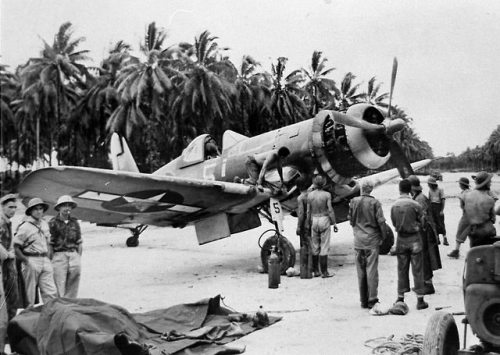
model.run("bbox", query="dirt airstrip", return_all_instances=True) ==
[10,172,500,354]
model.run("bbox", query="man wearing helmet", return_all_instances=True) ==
[49,195,82,298]
[13,198,57,306]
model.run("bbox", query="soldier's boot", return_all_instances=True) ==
[312,255,321,277]
[320,255,334,278]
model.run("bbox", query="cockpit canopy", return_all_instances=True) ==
[178,134,220,168]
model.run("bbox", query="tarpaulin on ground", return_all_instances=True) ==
[8,295,281,355]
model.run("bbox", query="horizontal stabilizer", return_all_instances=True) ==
[109,133,139,173]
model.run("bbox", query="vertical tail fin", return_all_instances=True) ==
[109,133,139,172]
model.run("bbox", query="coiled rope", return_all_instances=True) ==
[365,333,423,354]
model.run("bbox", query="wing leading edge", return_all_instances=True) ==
[18,166,272,227]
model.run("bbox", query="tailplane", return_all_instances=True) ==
[109,133,139,172]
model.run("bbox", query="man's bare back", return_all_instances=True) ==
[307,190,334,217]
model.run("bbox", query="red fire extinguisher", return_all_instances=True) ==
[268,246,280,289]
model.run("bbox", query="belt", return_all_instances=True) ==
[24,252,47,257]
[54,249,77,253]
[311,214,329,217]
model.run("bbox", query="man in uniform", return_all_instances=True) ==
[391,179,428,310]
[49,195,82,298]
[0,194,17,352]
[407,175,441,295]
[306,175,338,278]
[463,172,497,247]
[13,198,57,306]
[0,194,20,321]
[448,177,471,258]
[348,180,387,309]
[427,176,448,245]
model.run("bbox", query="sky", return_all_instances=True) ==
[1,0,500,157]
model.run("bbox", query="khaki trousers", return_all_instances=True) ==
[0,264,8,351]
[52,251,81,298]
[21,256,57,306]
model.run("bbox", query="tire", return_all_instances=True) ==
[260,235,296,275]
[379,224,394,255]
[126,236,139,247]
[423,311,460,355]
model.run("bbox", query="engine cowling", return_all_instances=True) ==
[309,104,392,184]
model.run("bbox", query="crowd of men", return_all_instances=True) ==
[0,194,82,352]
[297,171,499,312]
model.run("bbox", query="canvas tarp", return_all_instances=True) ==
[8,295,281,355]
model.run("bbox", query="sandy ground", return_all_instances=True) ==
[10,172,500,354]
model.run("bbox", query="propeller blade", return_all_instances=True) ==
[389,138,414,178]
[387,57,398,118]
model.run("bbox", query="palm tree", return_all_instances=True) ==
[268,57,307,129]
[300,51,338,115]
[483,125,500,170]
[232,55,272,135]
[171,30,236,146]
[363,76,389,108]
[18,22,90,163]
[70,41,131,166]
[0,64,20,159]
[336,72,364,111]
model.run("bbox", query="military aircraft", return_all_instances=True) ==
[17,59,432,271]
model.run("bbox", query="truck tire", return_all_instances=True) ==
[260,235,296,275]
[379,224,394,255]
[423,311,460,355]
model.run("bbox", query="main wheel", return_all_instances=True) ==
[260,235,296,275]
[379,224,394,255]
[423,311,460,355]
[126,236,139,247]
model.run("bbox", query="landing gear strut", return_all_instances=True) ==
[126,225,148,247]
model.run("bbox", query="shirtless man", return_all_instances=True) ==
[307,175,338,278]
[245,148,289,193]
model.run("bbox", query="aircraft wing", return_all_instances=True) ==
[359,159,433,188]
[17,166,273,227]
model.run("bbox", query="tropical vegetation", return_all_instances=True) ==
[1,21,498,192]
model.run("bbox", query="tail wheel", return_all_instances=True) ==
[260,235,296,275]
[423,311,460,355]
[379,223,394,255]
[126,236,139,247]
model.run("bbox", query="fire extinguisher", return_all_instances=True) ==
[268,246,280,289]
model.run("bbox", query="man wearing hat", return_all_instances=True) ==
[0,194,17,351]
[407,175,441,295]
[348,179,387,309]
[463,172,497,247]
[49,195,82,298]
[427,176,448,245]
[13,197,57,306]
[0,194,21,321]
[448,177,471,258]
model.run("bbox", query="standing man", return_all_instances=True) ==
[391,179,428,310]
[463,172,497,247]
[0,194,20,320]
[407,175,441,295]
[427,176,448,245]
[306,175,338,278]
[0,194,17,352]
[49,195,82,298]
[13,198,57,306]
[348,180,387,309]
[296,176,313,278]
[448,177,471,258]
